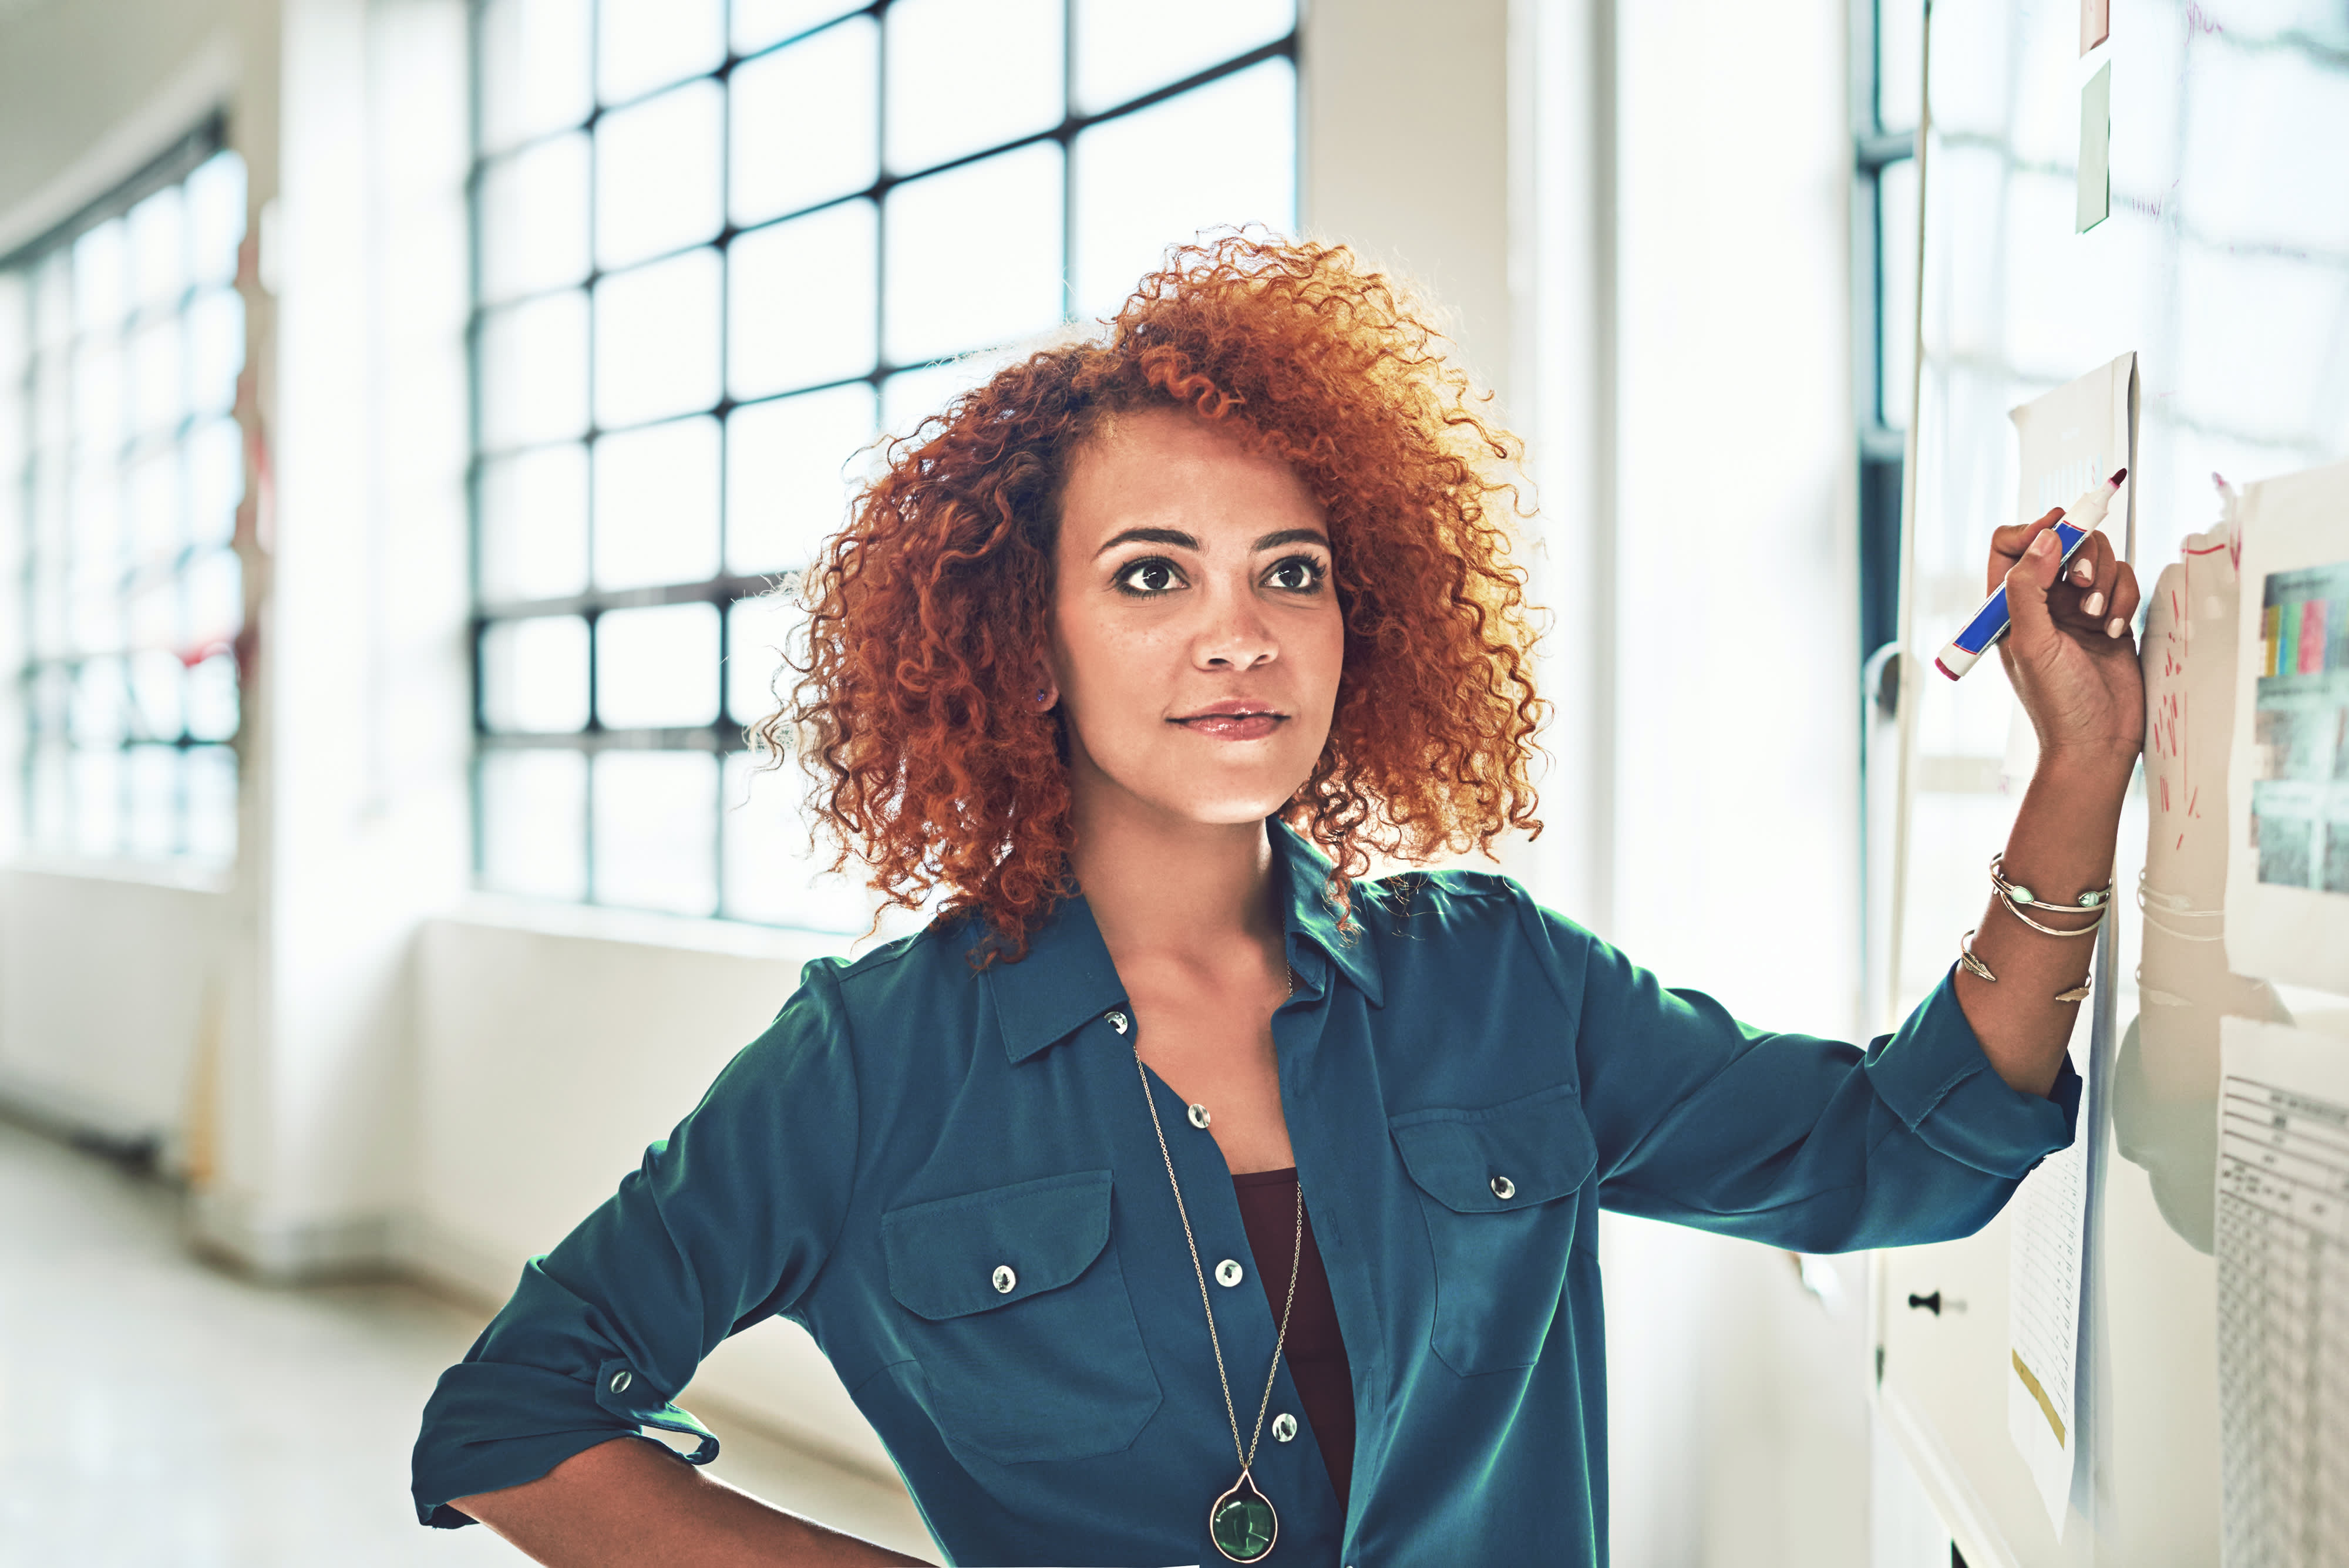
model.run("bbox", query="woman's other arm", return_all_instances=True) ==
[1960,512,2145,1097]
[452,1437,931,1566]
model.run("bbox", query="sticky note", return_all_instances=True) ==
[2081,0,2110,52]
[2077,63,2111,233]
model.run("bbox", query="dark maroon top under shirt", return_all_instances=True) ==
[1229,1167,1354,1510]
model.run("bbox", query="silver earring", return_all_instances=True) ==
[1036,688,1050,705]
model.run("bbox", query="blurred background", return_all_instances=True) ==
[0,0,1944,1562]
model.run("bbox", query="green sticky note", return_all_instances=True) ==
[2078,63,2111,233]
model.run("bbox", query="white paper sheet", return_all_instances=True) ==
[2216,1016,2349,1567]
[2225,460,2349,995]
[1995,359,2138,1535]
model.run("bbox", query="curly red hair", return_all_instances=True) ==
[758,233,1545,964]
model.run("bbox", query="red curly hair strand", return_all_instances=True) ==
[755,233,1546,965]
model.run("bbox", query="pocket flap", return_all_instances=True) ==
[1390,1084,1598,1213]
[882,1169,1114,1321]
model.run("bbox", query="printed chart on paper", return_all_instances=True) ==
[2217,1018,2349,1568]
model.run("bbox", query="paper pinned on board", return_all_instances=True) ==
[2216,1016,2349,1566]
[2078,63,2112,234]
[2003,355,2138,783]
[2224,459,2349,995]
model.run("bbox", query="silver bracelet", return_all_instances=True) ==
[1958,928,2093,1002]
[1990,853,2112,911]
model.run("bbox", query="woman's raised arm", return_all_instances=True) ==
[1957,510,2146,1097]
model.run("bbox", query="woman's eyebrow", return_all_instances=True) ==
[1090,525,1332,558]
[1093,526,1197,558]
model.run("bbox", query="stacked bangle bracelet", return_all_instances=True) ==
[1988,853,2110,937]
[1957,854,2108,1003]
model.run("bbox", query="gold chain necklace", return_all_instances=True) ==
[1126,965,1302,1565]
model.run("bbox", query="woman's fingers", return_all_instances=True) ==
[2101,557,2142,639]
[2052,532,2116,628]
[1990,508,2065,591]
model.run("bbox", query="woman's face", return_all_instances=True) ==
[1045,407,1344,830]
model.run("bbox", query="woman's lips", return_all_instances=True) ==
[1174,714,1284,741]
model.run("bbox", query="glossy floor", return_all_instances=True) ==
[0,1116,933,1566]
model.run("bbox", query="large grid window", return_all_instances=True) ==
[3,128,248,867]
[1855,0,1922,667]
[469,0,1298,927]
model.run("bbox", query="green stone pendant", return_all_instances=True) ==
[1209,1471,1278,1563]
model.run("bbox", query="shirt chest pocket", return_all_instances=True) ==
[1390,1084,1600,1377]
[881,1169,1162,1465]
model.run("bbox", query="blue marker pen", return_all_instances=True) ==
[1934,468,2127,680]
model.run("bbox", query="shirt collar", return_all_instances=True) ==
[985,817,1386,1064]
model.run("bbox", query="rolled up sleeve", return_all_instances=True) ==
[410,961,860,1527]
[1515,889,2078,1253]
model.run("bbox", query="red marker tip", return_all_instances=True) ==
[2109,467,2128,485]
[1934,657,1959,681]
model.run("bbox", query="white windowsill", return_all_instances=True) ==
[443,889,887,966]
[0,850,234,896]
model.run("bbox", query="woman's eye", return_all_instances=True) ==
[1267,556,1326,592]
[1114,558,1182,595]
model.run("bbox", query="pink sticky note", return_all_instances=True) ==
[2298,599,2330,674]
[2082,0,2110,52]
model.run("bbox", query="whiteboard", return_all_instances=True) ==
[1870,2,2349,1564]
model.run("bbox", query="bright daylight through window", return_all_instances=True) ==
[470,0,1300,928]
[4,130,248,869]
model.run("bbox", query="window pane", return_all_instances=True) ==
[726,382,876,574]
[593,749,717,913]
[186,743,236,863]
[126,744,181,859]
[127,315,185,438]
[884,143,1064,365]
[886,0,1062,175]
[72,657,128,745]
[186,651,239,742]
[594,415,721,588]
[722,751,863,928]
[72,336,123,456]
[127,650,184,741]
[733,0,863,54]
[126,184,189,313]
[479,133,591,302]
[597,601,719,729]
[482,614,591,732]
[730,19,879,227]
[594,248,721,429]
[186,546,241,648]
[726,593,803,726]
[479,442,590,601]
[480,0,593,154]
[29,741,69,846]
[72,745,122,857]
[598,0,724,105]
[880,352,1011,440]
[729,200,878,400]
[1073,0,1292,115]
[126,443,183,563]
[480,289,589,448]
[73,220,129,335]
[187,416,242,547]
[1879,156,1920,429]
[1071,60,1296,322]
[1876,0,1926,135]
[479,748,587,897]
[185,152,247,289]
[596,79,725,272]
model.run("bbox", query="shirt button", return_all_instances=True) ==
[1215,1259,1244,1287]
[992,1264,1017,1294]
[1490,1175,1516,1200]
[1271,1412,1298,1443]
[608,1370,633,1394]
[1187,1103,1211,1129]
[1106,1011,1130,1035]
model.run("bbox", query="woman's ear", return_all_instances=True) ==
[1032,671,1059,712]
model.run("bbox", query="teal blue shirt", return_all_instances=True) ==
[412,822,2078,1565]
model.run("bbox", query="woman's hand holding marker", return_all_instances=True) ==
[1990,503,2145,772]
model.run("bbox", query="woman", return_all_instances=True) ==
[413,237,2142,1566]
